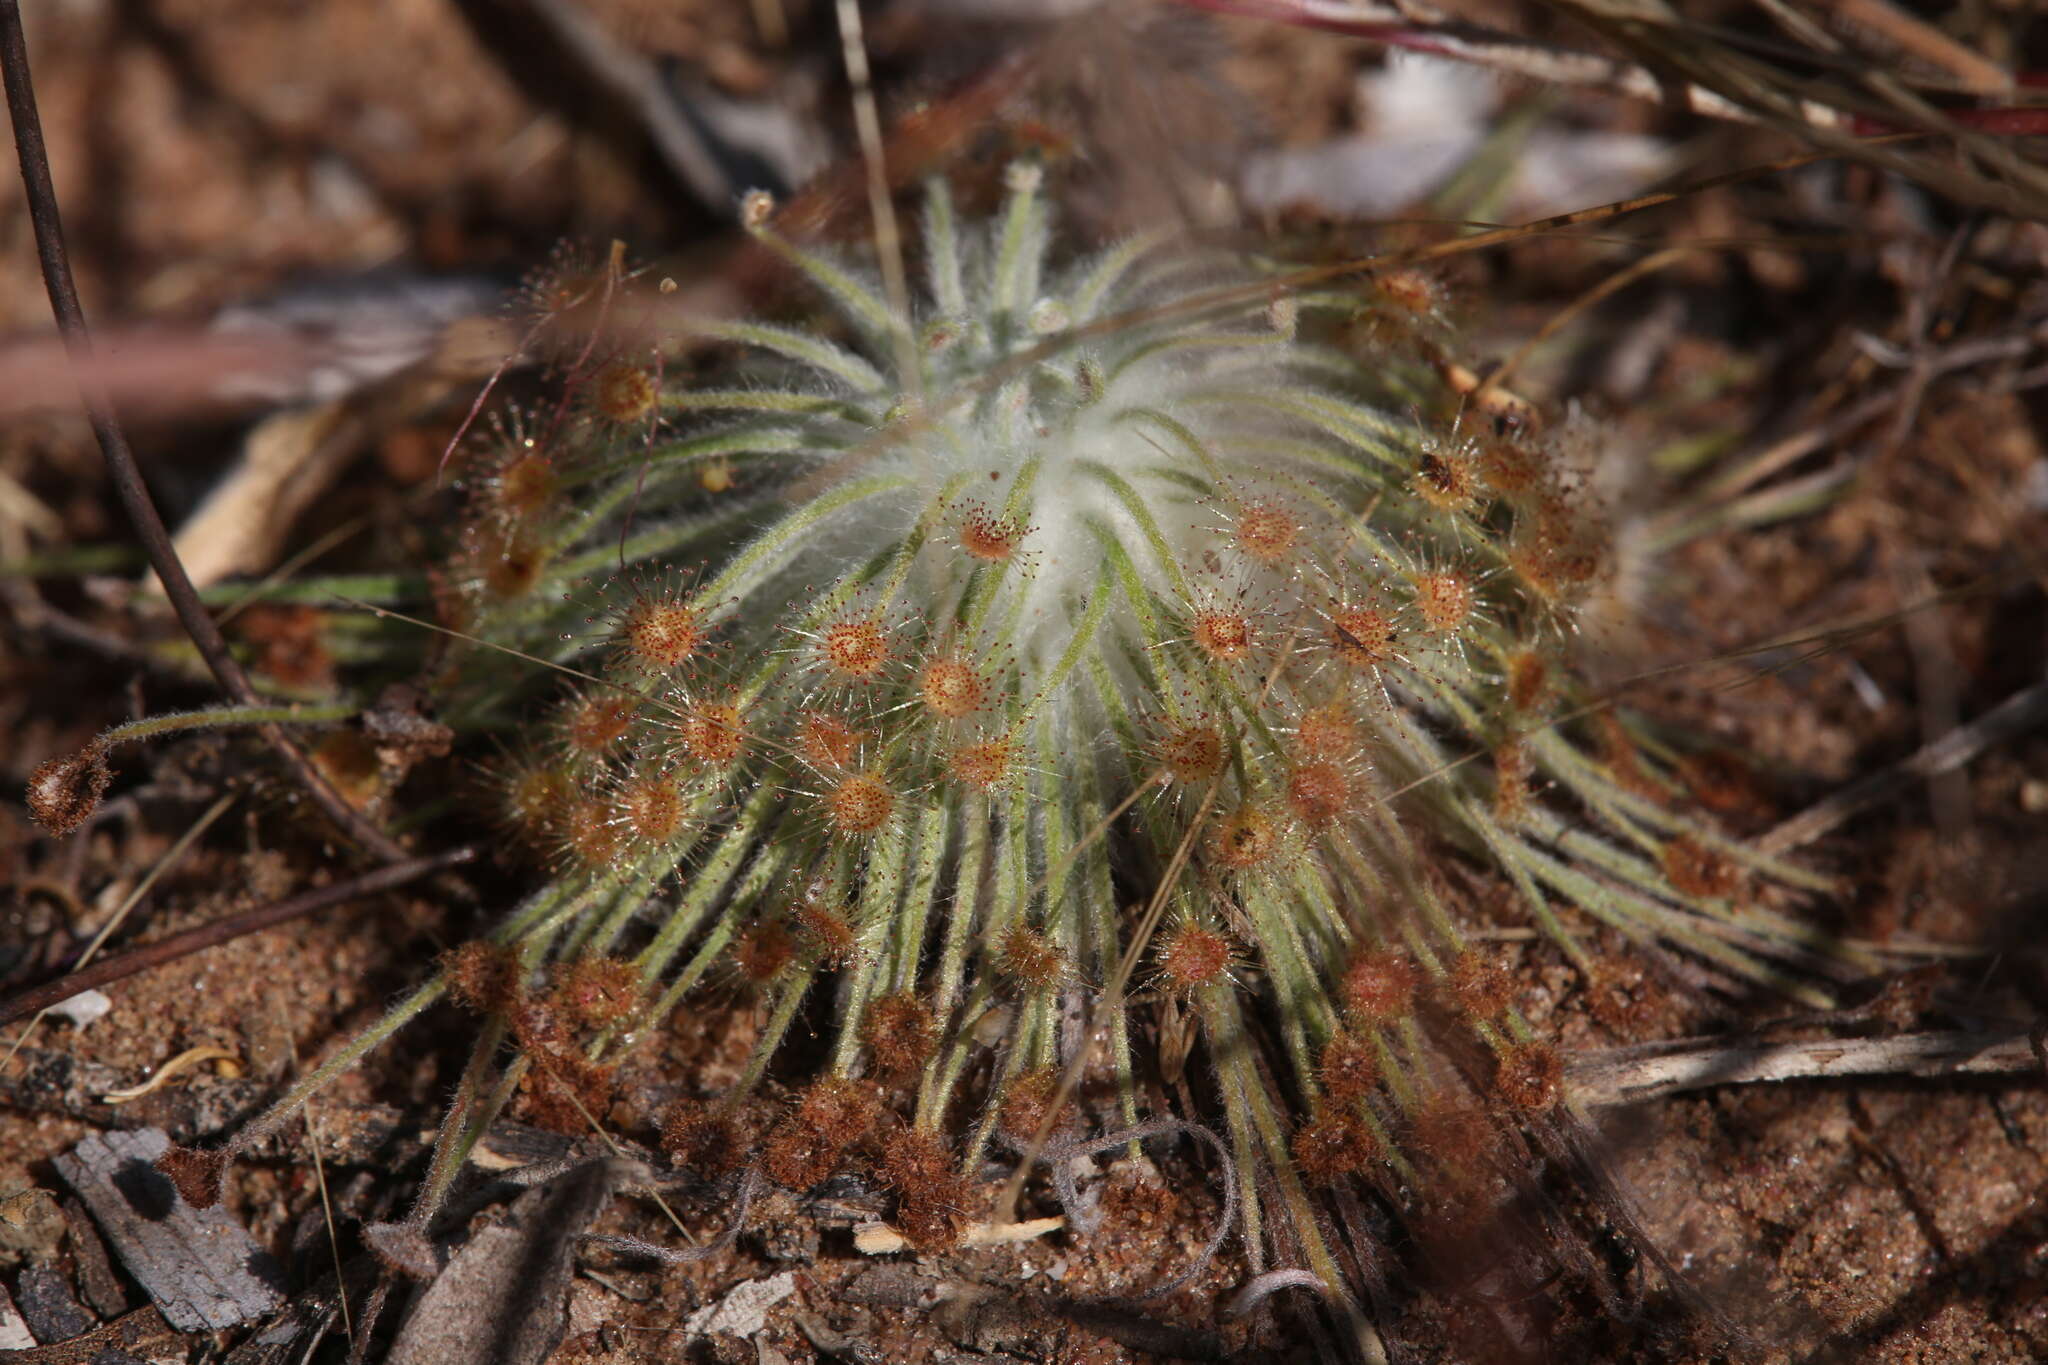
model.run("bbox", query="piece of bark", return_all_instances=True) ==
[51,1128,285,1332]
[0,1306,180,1364]
[58,1197,129,1319]
[385,1158,620,1365]
[13,1264,93,1342]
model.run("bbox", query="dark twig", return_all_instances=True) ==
[0,0,409,863]
[0,846,474,1028]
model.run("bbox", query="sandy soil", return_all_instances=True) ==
[3,2,2046,1362]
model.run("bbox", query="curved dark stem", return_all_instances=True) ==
[0,0,409,863]
[0,846,474,1027]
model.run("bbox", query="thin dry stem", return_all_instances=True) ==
[1567,1028,2041,1106]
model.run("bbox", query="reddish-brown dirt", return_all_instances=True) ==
[3,3,2045,1362]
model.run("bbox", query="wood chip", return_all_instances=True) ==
[12,1264,93,1342]
[854,1215,1064,1255]
[52,1127,285,1332]
[59,1195,130,1318]
[683,1270,797,1338]
[0,1306,181,1365]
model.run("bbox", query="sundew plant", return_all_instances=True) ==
[125,162,1859,1346]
